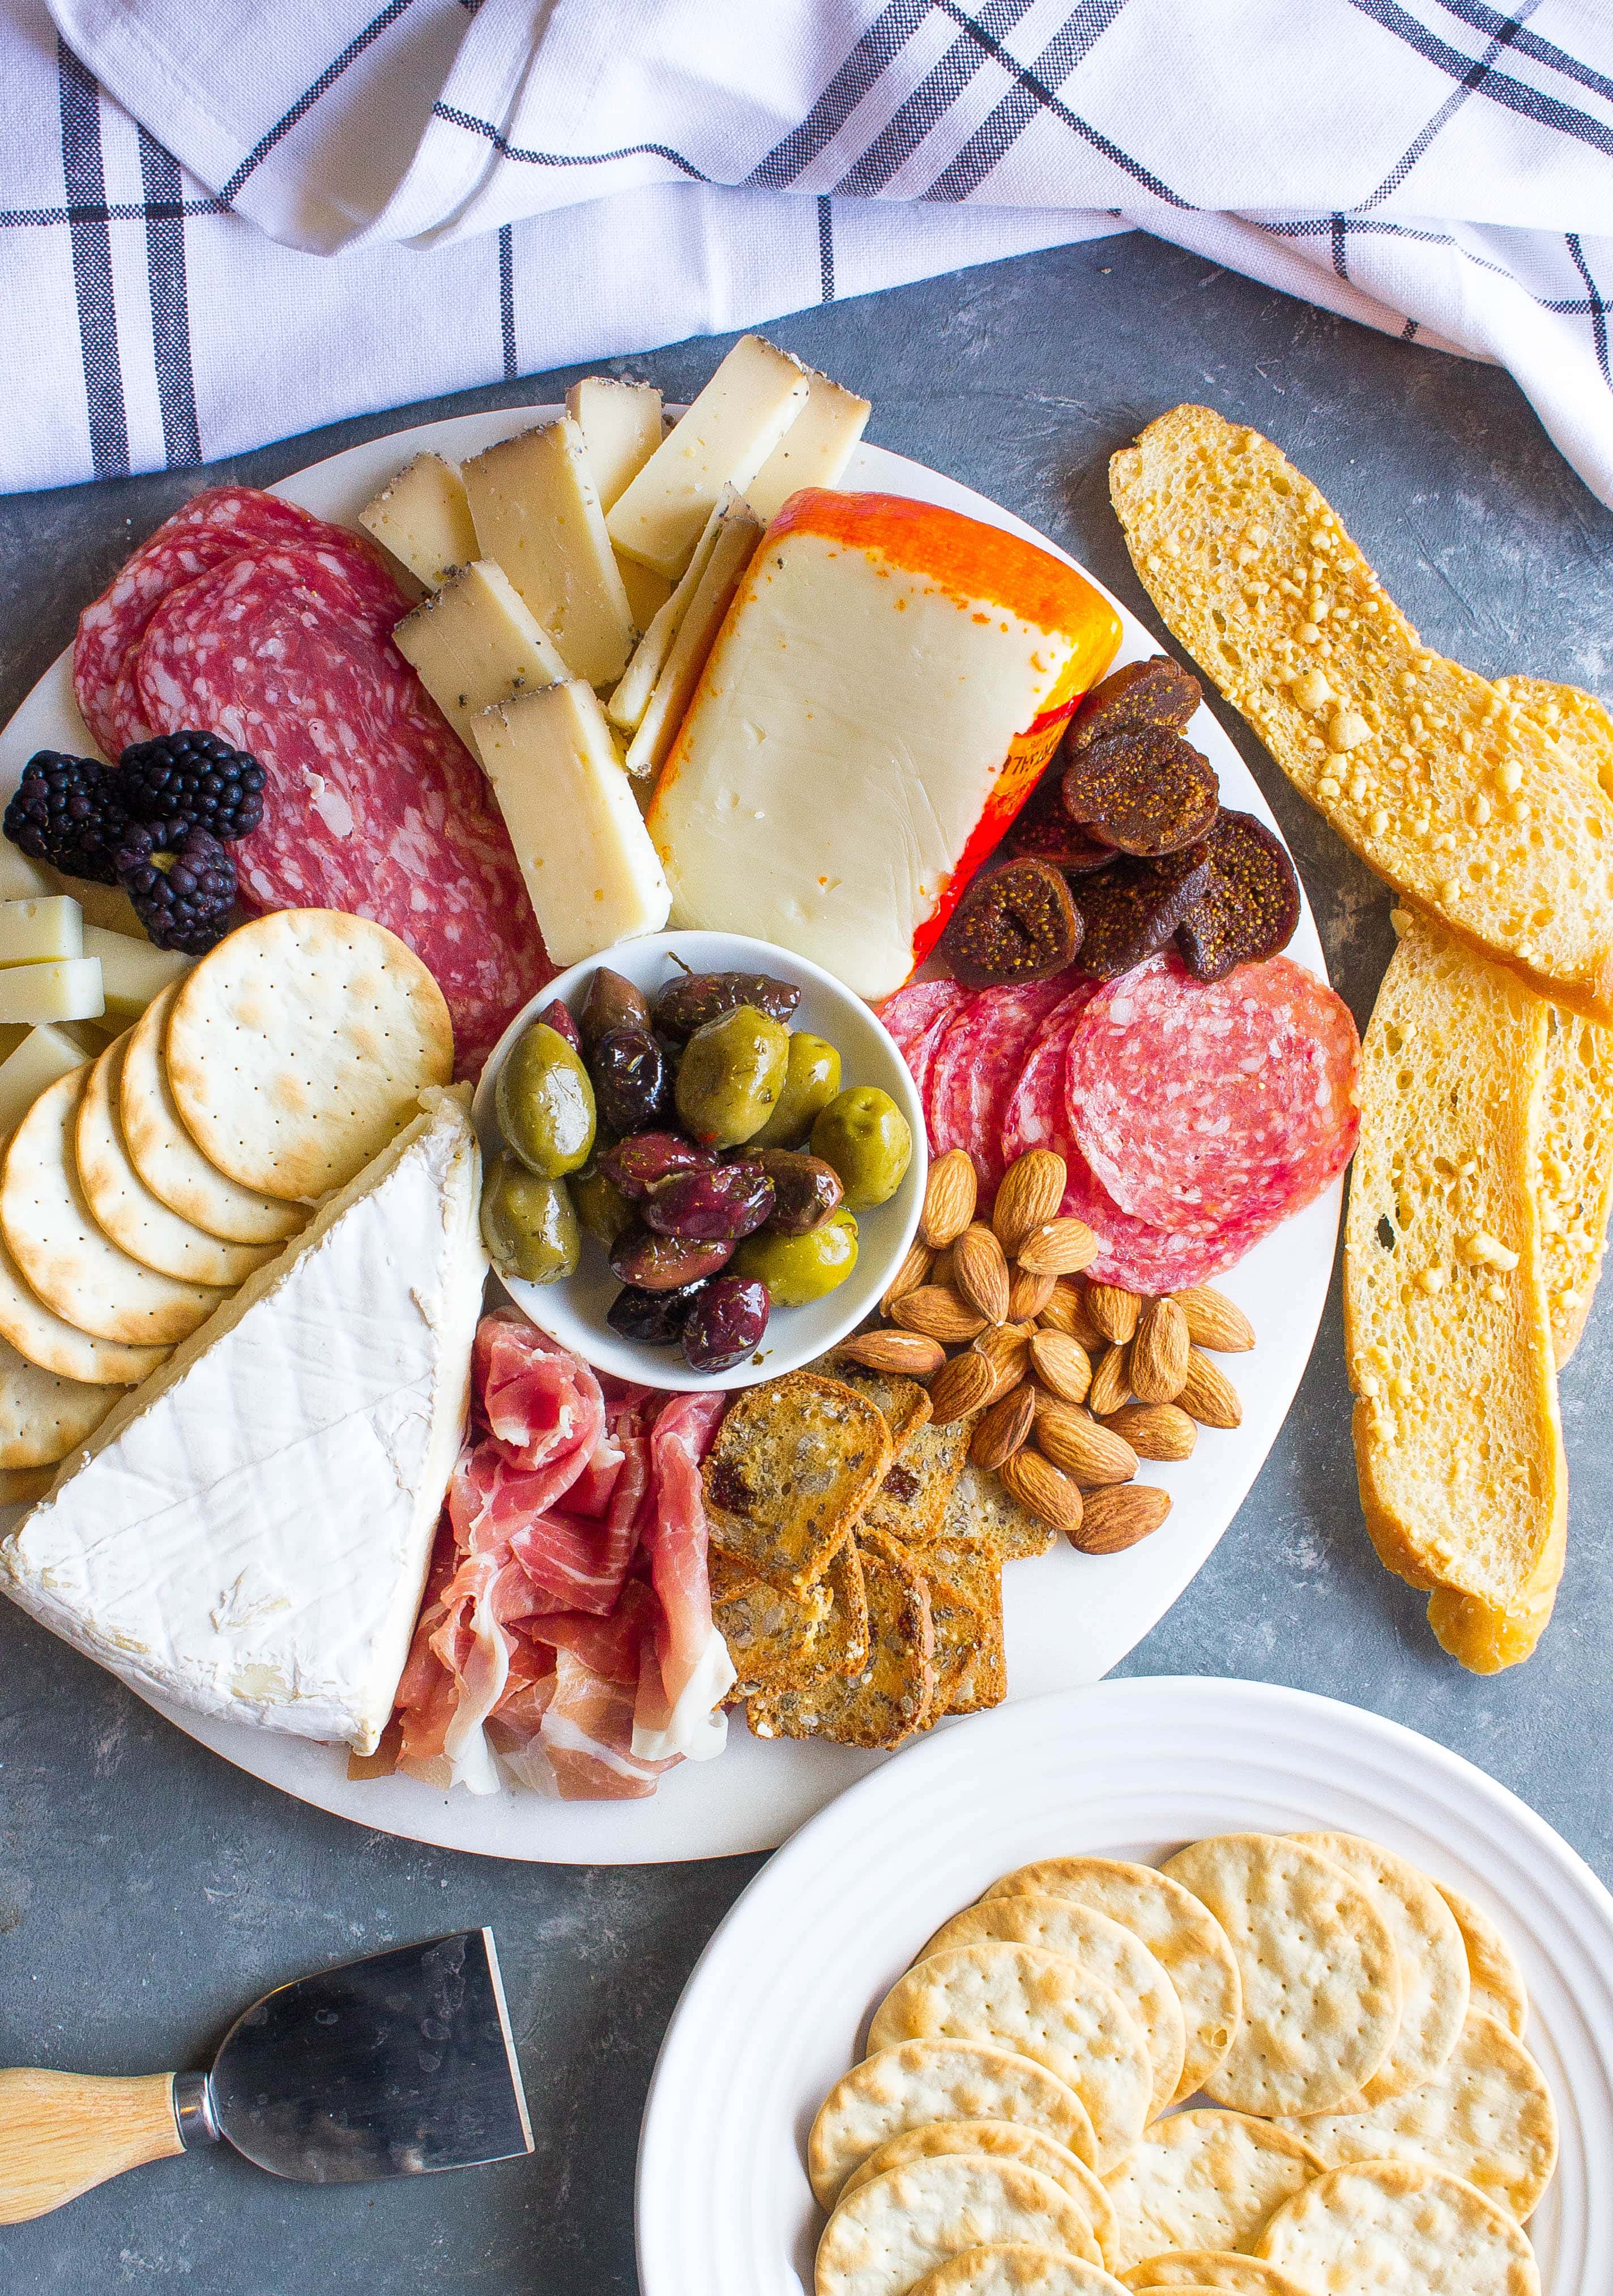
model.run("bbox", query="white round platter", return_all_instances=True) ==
[0,414,1339,1864]
[637,1676,1613,2296]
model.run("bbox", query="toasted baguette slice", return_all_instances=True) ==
[1343,912,1564,1652]
[1110,407,1613,1022]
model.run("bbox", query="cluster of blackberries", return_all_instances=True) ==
[4,731,266,953]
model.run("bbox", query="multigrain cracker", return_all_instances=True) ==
[1293,1832,1468,2104]
[912,1537,1005,1716]
[1256,2156,1541,2295]
[1100,2111,1324,2274]
[816,2157,1104,2296]
[746,1533,931,1746]
[705,1371,891,1596]
[1436,1884,1529,2038]
[817,1349,933,1452]
[1120,2255,1313,2294]
[863,1415,974,1545]
[712,1543,868,1697]
[910,2250,1130,2296]
[842,2123,1116,2263]
[943,1458,1056,1560]
[1160,1834,1401,2116]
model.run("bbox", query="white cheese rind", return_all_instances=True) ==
[462,419,636,687]
[0,1090,487,1753]
[0,956,104,1026]
[393,560,567,744]
[745,372,872,525]
[565,377,664,512]
[622,507,762,780]
[359,451,477,589]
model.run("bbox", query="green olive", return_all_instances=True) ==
[753,1031,842,1148]
[480,1151,580,1284]
[496,1020,596,1177]
[733,1208,858,1306]
[810,1086,913,1209]
[674,1004,790,1150]
[571,1163,633,1248]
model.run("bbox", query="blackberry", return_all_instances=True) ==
[119,730,267,842]
[115,824,238,953]
[3,751,133,884]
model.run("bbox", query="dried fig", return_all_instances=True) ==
[1005,770,1117,874]
[1068,655,1201,753]
[940,855,1082,987]
[1061,726,1219,857]
[1073,845,1213,978]
[1175,808,1302,981]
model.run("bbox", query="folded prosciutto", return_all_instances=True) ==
[390,1310,735,1800]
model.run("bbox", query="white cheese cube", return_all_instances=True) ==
[0,1023,89,1137]
[359,451,479,589]
[746,371,872,525]
[606,335,809,581]
[0,956,104,1028]
[0,896,83,966]
[566,377,664,511]
[608,489,741,736]
[79,924,191,1021]
[624,506,762,780]
[616,553,673,634]
[462,419,636,688]
[393,560,568,745]
[473,683,670,966]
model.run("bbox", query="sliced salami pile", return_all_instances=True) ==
[72,487,552,1074]
[882,950,1360,1292]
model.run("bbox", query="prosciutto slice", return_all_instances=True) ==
[633,1393,735,1762]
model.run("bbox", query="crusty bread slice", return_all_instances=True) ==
[1343,912,1565,1650]
[1110,407,1613,1022]
[1496,674,1613,799]
[1427,1509,1565,1674]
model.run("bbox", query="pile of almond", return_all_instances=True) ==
[839,1147,1256,1554]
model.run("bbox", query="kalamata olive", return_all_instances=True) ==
[643,1159,775,1242]
[607,1280,707,1345]
[591,1025,670,1134]
[607,1221,734,1293]
[599,1130,715,1201]
[654,969,801,1038]
[752,1148,843,1236]
[681,1276,770,1373]
[581,966,652,1050]
[538,998,583,1054]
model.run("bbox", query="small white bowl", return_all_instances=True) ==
[471,931,928,1392]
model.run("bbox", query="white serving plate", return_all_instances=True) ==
[0,413,1340,1864]
[637,1677,1613,2296]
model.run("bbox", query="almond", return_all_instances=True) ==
[1015,1216,1100,1277]
[1178,1348,1243,1429]
[1038,1279,1106,1351]
[970,1382,1036,1472]
[954,1223,1011,1326]
[837,1328,947,1378]
[930,1242,956,1291]
[1008,1264,1056,1323]
[1086,1283,1142,1344]
[974,1321,1034,1401]
[880,1238,933,1315]
[1102,1402,1197,1462]
[1086,1341,1133,1418]
[1129,1297,1190,1404]
[1034,1397,1138,1487]
[1027,1328,1093,1407]
[992,1149,1067,1255]
[927,1347,996,1424]
[1069,1483,1171,1554]
[1000,1447,1083,1537]
[889,1285,989,1344]
[1172,1284,1257,1353]
[920,1149,977,1249]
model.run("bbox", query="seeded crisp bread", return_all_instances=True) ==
[861,1413,974,1545]
[944,1458,1056,1560]
[712,1543,869,1698]
[746,1533,934,1749]
[816,1349,933,1452]
[702,1370,892,1596]
[917,1536,1005,1714]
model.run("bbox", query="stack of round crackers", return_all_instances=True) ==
[0,910,452,1497]
[808,1831,1555,2296]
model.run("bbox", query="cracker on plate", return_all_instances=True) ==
[816,2155,1103,2296]
[842,2121,1116,2266]
[0,1207,168,1387]
[1100,2109,1323,2274]
[746,1532,932,1748]
[120,983,305,1243]
[1294,1831,1469,2105]
[1120,2254,1314,2294]
[817,1350,933,1452]
[861,1415,973,1546]
[705,1370,892,1598]
[1255,2156,1541,2295]
[0,1331,121,1468]
[1435,1882,1528,2039]
[908,2247,1129,2296]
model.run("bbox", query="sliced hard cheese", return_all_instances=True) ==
[473,681,671,965]
[0,1023,86,1139]
[607,334,809,580]
[462,418,636,687]
[0,956,104,1026]
[565,377,664,510]
[617,554,672,634]
[393,560,567,744]
[624,504,763,780]
[359,451,477,589]
[608,488,741,736]
[0,843,51,904]
[0,896,83,965]
[648,488,1122,998]
[0,1089,487,1752]
[79,924,190,1021]
[746,369,871,524]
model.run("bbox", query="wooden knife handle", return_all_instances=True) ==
[0,2068,183,2222]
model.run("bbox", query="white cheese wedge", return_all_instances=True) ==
[623,505,763,780]
[462,419,636,688]
[0,956,103,1027]
[746,370,872,524]
[565,377,664,510]
[606,335,810,580]
[0,1024,86,1139]
[473,683,671,965]
[393,560,567,745]
[359,451,478,589]
[0,897,82,966]
[0,1089,485,1753]
[79,925,189,1022]
[608,488,742,736]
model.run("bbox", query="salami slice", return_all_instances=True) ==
[877,979,967,1055]
[1065,952,1360,1235]
[928,972,1085,1192]
[906,999,968,1115]
[134,547,550,1073]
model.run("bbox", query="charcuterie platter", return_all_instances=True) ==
[0,348,1352,1863]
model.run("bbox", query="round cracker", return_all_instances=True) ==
[869,1945,1152,2173]
[0,1199,167,1385]
[1436,1884,1529,2039]
[1160,1835,1402,2116]
[912,2247,1129,2296]
[165,911,454,1199]
[1295,1832,1469,2104]
[844,2122,1115,2264]
[0,1463,54,1505]
[1256,2157,1540,2294]
[1,1071,227,1344]
[810,2042,1099,2210]
[0,1328,122,1465]
[1102,2110,1323,2273]
[1271,2010,1557,2222]
[77,1037,279,1288]
[985,1859,1241,2103]
[122,985,305,1243]
[923,1897,1187,2123]
[817,2157,1102,2296]
[1121,2254,1313,2293]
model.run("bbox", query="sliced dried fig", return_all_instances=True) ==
[1175,807,1301,981]
[940,855,1082,988]
[1061,725,1219,857]
[1005,773,1117,874]
[1073,844,1213,978]
[1068,654,1201,753]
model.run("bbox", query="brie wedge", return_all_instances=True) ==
[1,1088,487,1753]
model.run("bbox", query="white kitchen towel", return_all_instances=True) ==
[8,0,1613,501]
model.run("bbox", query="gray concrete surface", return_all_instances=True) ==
[2,229,1612,2293]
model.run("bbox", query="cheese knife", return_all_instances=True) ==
[0,1928,533,2222]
